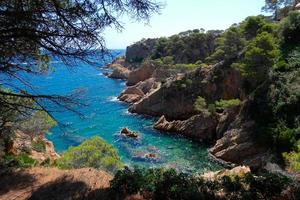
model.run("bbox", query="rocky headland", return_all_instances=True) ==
[106,40,282,172]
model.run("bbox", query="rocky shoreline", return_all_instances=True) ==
[105,54,273,172]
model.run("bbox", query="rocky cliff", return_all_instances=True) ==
[129,62,243,119]
[125,38,157,64]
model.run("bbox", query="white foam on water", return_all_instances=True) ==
[107,96,119,102]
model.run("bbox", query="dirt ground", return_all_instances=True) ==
[0,167,112,200]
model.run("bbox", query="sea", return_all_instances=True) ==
[7,50,221,173]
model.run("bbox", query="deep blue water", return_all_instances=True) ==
[7,51,221,173]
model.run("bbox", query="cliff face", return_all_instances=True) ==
[209,101,270,169]
[125,38,157,64]
[129,62,243,119]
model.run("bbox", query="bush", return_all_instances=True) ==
[3,153,37,168]
[56,136,123,173]
[110,167,216,200]
[215,99,241,111]
[194,96,207,112]
[32,138,46,153]
[283,140,300,172]
[280,11,300,48]
[109,167,296,200]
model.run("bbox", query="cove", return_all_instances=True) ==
[20,51,221,173]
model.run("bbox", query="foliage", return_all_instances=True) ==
[262,0,297,20]
[153,57,200,70]
[193,96,207,112]
[238,32,280,91]
[3,153,37,168]
[215,99,241,111]
[17,111,57,135]
[242,16,277,39]
[280,11,300,51]
[32,138,46,153]
[109,167,296,200]
[0,88,35,128]
[283,140,300,171]
[151,29,223,64]
[207,27,245,64]
[56,136,123,173]
[110,167,216,200]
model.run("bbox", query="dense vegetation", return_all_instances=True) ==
[109,167,300,200]
[56,136,123,173]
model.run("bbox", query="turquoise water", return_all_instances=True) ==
[14,51,221,173]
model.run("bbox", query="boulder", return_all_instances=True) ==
[202,166,251,180]
[118,87,144,104]
[154,113,218,143]
[121,128,139,139]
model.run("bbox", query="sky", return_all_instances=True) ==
[104,0,266,49]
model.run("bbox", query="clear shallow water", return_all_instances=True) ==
[10,51,222,173]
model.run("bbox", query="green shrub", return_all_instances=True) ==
[215,99,241,111]
[280,11,300,49]
[56,136,123,173]
[32,138,46,153]
[110,167,216,200]
[194,96,207,112]
[273,121,297,153]
[208,104,216,114]
[283,140,300,172]
[3,153,37,168]
[110,167,295,200]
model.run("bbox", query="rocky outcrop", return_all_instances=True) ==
[216,105,241,139]
[118,78,161,104]
[106,57,131,80]
[108,65,131,80]
[107,57,127,69]
[154,113,218,143]
[127,62,157,86]
[209,101,270,170]
[1,126,60,163]
[202,166,251,180]
[120,128,139,139]
[125,38,157,64]
[118,86,145,104]
[129,62,243,119]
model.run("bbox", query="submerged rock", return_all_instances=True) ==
[132,151,160,162]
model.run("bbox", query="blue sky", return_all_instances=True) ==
[104,0,266,49]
